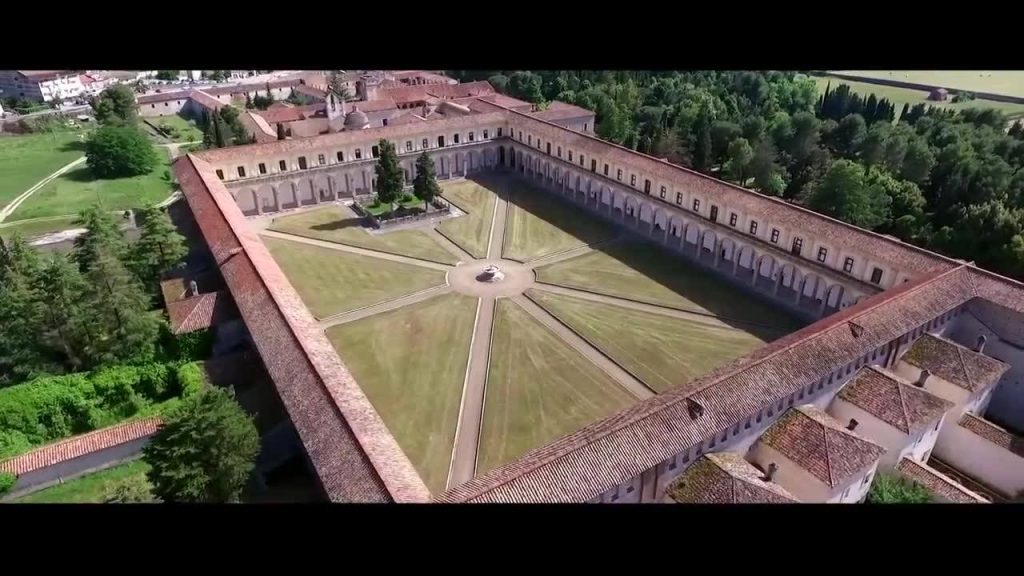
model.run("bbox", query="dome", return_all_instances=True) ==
[344,106,370,130]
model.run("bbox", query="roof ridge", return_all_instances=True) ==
[955,344,975,390]
[894,376,912,434]
[819,415,835,487]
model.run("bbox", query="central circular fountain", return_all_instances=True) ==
[477,264,506,283]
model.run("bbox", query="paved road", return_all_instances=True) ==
[0,156,87,223]
[258,229,451,271]
[319,285,452,328]
[512,294,656,400]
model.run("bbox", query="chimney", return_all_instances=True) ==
[846,418,859,431]
[763,462,778,483]
[975,335,987,354]
[188,279,199,297]
[915,369,930,388]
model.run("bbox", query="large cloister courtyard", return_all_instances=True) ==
[255,172,803,494]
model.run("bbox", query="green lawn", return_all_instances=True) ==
[502,178,617,262]
[326,293,476,494]
[262,235,448,318]
[479,299,636,474]
[0,215,81,241]
[141,114,202,143]
[7,147,174,222]
[0,131,87,210]
[437,179,498,258]
[268,205,459,265]
[814,75,1024,120]
[363,196,427,216]
[832,70,1024,99]
[528,289,768,393]
[13,460,153,504]
[535,241,801,336]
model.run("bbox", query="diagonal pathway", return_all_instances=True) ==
[427,227,474,264]
[525,236,622,268]
[511,294,656,400]
[488,192,509,260]
[318,285,453,328]
[259,229,451,271]
[0,156,87,223]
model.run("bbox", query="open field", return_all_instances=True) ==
[0,215,81,240]
[141,114,202,143]
[478,298,636,473]
[437,179,497,258]
[502,179,617,262]
[7,147,174,221]
[0,131,86,210]
[536,241,801,336]
[267,204,459,265]
[814,76,1024,120]
[12,460,153,504]
[262,236,448,318]
[326,293,476,493]
[528,289,768,393]
[832,70,1024,99]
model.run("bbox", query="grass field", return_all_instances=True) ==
[7,147,174,222]
[0,131,86,210]
[814,76,1024,120]
[832,70,1024,99]
[13,460,153,503]
[142,114,202,143]
[0,215,81,240]
[268,205,459,265]
[535,241,801,336]
[326,293,476,493]
[262,236,447,318]
[437,179,497,258]
[528,289,767,393]
[502,180,617,262]
[479,299,636,473]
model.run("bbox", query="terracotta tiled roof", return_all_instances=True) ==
[379,81,493,106]
[894,457,988,503]
[902,334,1009,392]
[172,154,430,503]
[437,266,975,503]
[667,452,798,503]
[295,84,326,99]
[253,106,309,124]
[0,418,162,477]
[188,90,225,112]
[350,98,397,113]
[288,118,328,138]
[958,413,1024,458]
[477,93,534,112]
[239,112,278,143]
[387,113,426,126]
[837,366,953,435]
[166,290,239,334]
[137,90,192,105]
[759,405,885,487]
[530,101,595,122]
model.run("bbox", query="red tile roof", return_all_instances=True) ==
[172,154,430,503]
[0,418,162,476]
[18,70,74,82]
[958,413,1024,458]
[837,366,953,434]
[295,84,326,99]
[476,93,534,112]
[895,457,988,503]
[166,290,239,334]
[188,90,225,111]
[349,99,398,113]
[758,405,885,487]
[137,90,192,105]
[902,334,1009,392]
[530,101,595,122]
[255,106,308,124]
[379,81,493,106]
[667,452,798,503]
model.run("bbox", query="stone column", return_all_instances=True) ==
[773,273,782,296]
[312,180,321,204]
[713,239,722,267]
[751,257,762,287]
[272,186,280,212]
[733,253,740,276]
[252,189,262,215]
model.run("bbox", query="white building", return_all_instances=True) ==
[748,405,885,503]
[828,365,952,468]
[0,71,85,103]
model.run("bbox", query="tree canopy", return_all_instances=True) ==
[413,151,441,209]
[374,139,405,208]
[85,125,158,179]
[91,85,138,125]
[866,473,934,504]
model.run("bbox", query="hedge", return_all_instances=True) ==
[155,326,215,364]
[0,361,203,460]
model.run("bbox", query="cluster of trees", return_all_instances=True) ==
[204,70,231,82]
[244,86,276,111]
[328,71,354,101]
[0,204,187,385]
[865,472,933,503]
[154,70,180,81]
[87,85,160,178]
[372,140,440,212]
[449,71,1024,280]
[199,105,255,149]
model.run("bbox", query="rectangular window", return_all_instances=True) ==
[557,146,562,158]
[644,179,651,194]
[771,228,780,244]
[406,141,412,152]
[469,131,475,142]
[279,160,287,171]
[372,145,380,158]
[579,155,584,166]
[382,118,388,127]
[863,474,872,487]
[669,460,677,471]
[843,257,854,273]
[660,185,667,199]
[630,174,636,186]
[453,134,460,144]
[791,237,803,256]
[298,156,309,170]
[237,166,246,178]
[518,130,522,141]
[546,142,551,155]
[749,221,758,235]
[693,199,701,212]
[483,130,489,139]
[626,485,634,494]
[318,154,325,166]
[422,138,429,149]
[710,205,718,222]
[258,163,267,175]
[617,168,623,181]
[817,247,828,262]
[354,149,362,160]
[603,163,609,176]
[528,135,532,145]
[568,150,573,162]
[871,267,883,284]
[496,128,502,138]
[676,192,683,205]
[337,151,344,162]
[729,213,738,227]
[215,169,224,180]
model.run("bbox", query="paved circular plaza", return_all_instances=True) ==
[448,258,534,298]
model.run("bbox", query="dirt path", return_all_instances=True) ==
[0,156,86,223]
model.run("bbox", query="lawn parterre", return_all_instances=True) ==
[479,298,636,474]
[502,180,617,262]
[12,459,153,503]
[437,179,498,258]
[261,235,448,318]
[0,131,87,210]
[141,114,202,143]
[267,204,459,265]
[326,293,477,493]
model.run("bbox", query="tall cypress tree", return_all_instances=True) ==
[73,204,129,272]
[373,139,405,209]
[898,102,910,123]
[0,235,51,382]
[83,246,161,366]
[131,204,188,292]
[863,94,879,124]
[34,254,93,372]
[693,113,713,173]
[1008,120,1023,139]
[412,151,441,210]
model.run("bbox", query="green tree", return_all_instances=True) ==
[104,474,156,503]
[0,236,51,383]
[750,139,786,196]
[155,70,179,81]
[34,255,93,373]
[828,113,867,157]
[131,204,188,289]
[692,113,713,172]
[866,473,933,503]
[245,93,253,109]
[328,72,353,101]
[211,110,228,148]
[710,121,742,168]
[202,117,216,148]
[91,85,138,125]
[83,246,162,366]
[900,138,935,185]
[808,159,891,229]
[725,137,753,183]
[143,387,259,503]
[85,125,158,178]
[373,139,405,210]
[219,105,249,145]
[73,205,129,271]
[412,151,441,209]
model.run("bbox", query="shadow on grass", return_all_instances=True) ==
[309,218,364,232]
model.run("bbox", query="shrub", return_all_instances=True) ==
[0,472,15,497]
[0,430,31,460]
[103,473,156,503]
[401,193,415,203]
[174,362,206,398]
[85,125,158,178]
[866,472,934,504]
[174,330,215,362]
